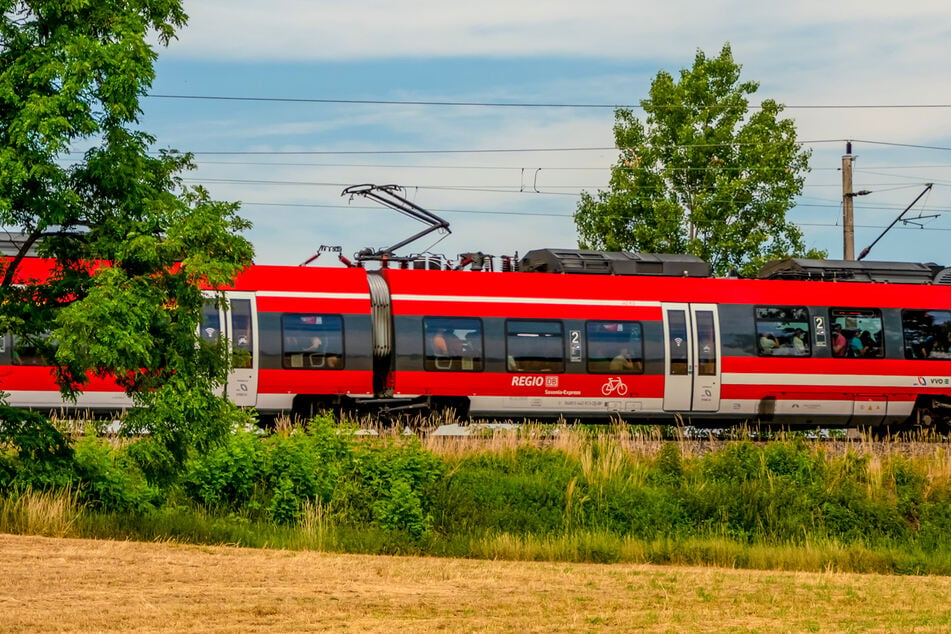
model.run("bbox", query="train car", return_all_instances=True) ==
[1,249,950,431]
[370,250,951,429]
[0,263,376,417]
[207,265,375,415]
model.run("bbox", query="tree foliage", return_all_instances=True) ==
[0,1,254,461]
[574,44,823,276]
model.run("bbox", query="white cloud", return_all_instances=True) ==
[146,0,951,266]
[169,1,951,62]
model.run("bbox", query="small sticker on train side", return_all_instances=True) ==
[917,376,951,386]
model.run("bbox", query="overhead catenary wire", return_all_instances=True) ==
[145,93,951,111]
[61,138,951,158]
[62,138,855,157]
[236,200,951,232]
[52,123,951,241]
[183,176,946,199]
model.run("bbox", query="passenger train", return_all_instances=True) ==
[2,247,950,431]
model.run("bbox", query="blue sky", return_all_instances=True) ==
[135,1,951,268]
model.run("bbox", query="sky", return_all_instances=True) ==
[133,1,951,269]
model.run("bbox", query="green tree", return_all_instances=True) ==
[574,43,822,276]
[0,1,254,467]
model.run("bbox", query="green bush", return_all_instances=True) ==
[258,418,355,523]
[180,416,445,533]
[72,436,156,513]
[0,408,74,491]
[372,479,429,538]
[183,427,262,510]
[433,447,579,534]
[699,441,761,483]
[649,442,684,486]
[590,480,690,537]
[335,436,444,537]
[8,416,951,573]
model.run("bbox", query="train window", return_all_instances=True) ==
[12,333,53,366]
[200,301,221,341]
[231,299,253,369]
[667,309,688,376]
[830,309,884,359]
[423,317,484,372]
[585,321,643,374]
[696,310,717,376]
[902,310,951,360]
[506,320,564,373]
[755,306,810,357]
[281,314,344,370]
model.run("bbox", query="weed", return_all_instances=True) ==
[0,486,82,537]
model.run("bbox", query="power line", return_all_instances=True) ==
[180,147,619,156]
[856,169,951,187]
[185,175,946,199]
[793,200,951,213]
[187,159,843,173]
[184,138,853,156]
[241,201,571,218]
[188,138,845,155]
[63,139,861,157]
[237,200,951,232]
[145,93,951,111]
[147,94,622,108]
[850,139,951,152]
[184,178,586,196]
[193,160,610,171]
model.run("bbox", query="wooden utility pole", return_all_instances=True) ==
[842,141,855,260]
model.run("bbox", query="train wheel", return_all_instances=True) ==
[909,396,951,440]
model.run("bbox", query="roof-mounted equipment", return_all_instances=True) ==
[757,258,950,284]
[299,244,355,267]
[518,249,710,277]
[342,184,450,266]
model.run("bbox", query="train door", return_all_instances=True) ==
[662,303,721,412]
[200,291,258,407]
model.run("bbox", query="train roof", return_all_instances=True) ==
[517,249,710,277]
[757,258,951,285]
[507,249,951,285]
[379,263,950,314]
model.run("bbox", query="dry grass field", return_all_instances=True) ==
[1,534,950,632]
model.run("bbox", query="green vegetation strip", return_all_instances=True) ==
[3,413,951,575]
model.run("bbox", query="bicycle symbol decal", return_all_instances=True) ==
[601,377,628,396]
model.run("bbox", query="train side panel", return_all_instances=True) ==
[0,264,376,416]
[228,266,375,414]
[1,257,948,428]
[380,268,951,426]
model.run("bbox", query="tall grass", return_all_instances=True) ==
[5,416,951,575]
[0,487,83,538]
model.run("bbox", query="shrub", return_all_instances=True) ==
[699,441,761,483]
[259,417,354,523]
[269,475,301,524]
[72,436,156,513]
[372,479,429,538]
[432,447,578,534]
[335,436,444,537]
[183,427,262,510]
[591,480,689,538]
[0,408,74,490]
[650,442,684,486]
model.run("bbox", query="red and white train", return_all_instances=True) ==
[2,248,950,431]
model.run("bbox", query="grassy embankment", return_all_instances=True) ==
[3,414,951,575]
